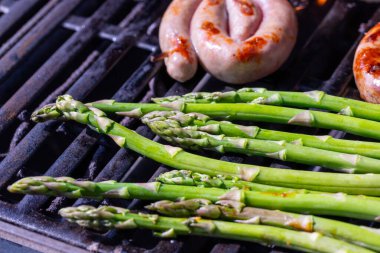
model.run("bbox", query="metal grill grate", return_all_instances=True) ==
[0,0,379,252]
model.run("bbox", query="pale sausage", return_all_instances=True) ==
[158,0,202,82]
[190,0,298,84]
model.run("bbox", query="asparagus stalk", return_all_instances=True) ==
[8,176,380,221]
[152,88,380,122]
[156,170,303,193]
[59,205,374,253]
[88,100,380,141]
[30,95,380,195]
[146,199,380,251]
[142,111,380,174]
[156,170,380,196]
[139,110,380,159]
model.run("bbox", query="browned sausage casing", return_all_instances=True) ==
[354,23,380,103]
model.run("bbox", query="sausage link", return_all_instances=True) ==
[190,0,297,84]
[158,0,201,82]
[225,0,262,41]
[354,23,380,103]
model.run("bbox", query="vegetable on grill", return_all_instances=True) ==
[59,205,375,253]
[29,95,380,195]
[8,176,380,221]
[146,198,380,251]
[87,100,380,141]
[152,88,380,122]
[141,110,380,174]
[155,170,380,196]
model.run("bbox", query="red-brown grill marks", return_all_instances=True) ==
[234,0,255,15]
[236,37,267,62]
[201,21,221,36]
[365,24,380,43]
[355,47,380,79]
[208,0,221,5]
[171,36,193,63]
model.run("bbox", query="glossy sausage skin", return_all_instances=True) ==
[354,23,380,103]
[159,0,201,82]
[191,0,297,84]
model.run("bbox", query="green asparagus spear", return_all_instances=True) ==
[146,198,380,251]
[88,101,380,159]
[155,170,339,195]
[59,205,374,253]
[139,110,380,159]
[152,88,380,122]
[8,176,380,221]
[142,111,380,174]
[30,95,380,195]
[88,100,380,140]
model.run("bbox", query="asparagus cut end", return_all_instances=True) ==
[31,103,63,122]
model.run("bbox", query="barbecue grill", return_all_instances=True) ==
[0,0,379,252]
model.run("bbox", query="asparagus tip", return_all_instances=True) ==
[31,103,62,122]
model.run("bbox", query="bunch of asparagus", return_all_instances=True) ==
[141,111,380,174]
[59,205,376,253]
[29,95,380,195]
[10,89,380,252]
[8,175,380,252]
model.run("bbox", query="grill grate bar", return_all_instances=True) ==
[8,50,100,151]
[1,1,380,252]
[284,0,355,87]
[0,0,126,135]
[0,0,80,84]
[0,0,41,42]
[17,51,164,212]
[0,0,168,189]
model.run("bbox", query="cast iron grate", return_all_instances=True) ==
[0,0,379,252]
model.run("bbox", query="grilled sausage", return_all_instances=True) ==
[191,0,298,84]
[158,0,201,82]
[354,23,380,103]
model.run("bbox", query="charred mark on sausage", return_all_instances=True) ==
[236,37,267,62]
[355,47,380,79]
[201,21,221,36]
[234,0,255,16]
[365,24,380,43]
[152,36,193,63]
[208,0,222,5]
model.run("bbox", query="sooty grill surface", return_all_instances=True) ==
[0,0,379,252]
